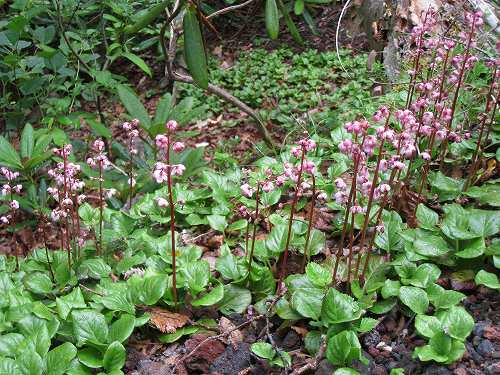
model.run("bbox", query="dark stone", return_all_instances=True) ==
[466,342,484,365]
[370,363,387,375]
[485,362,500,375]
[473,321,490,337]
[477,339,494,358]
[421,365,452,375]
[363,330,382,347]
[210,343,251,375]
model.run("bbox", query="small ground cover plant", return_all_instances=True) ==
[0,5,498,375]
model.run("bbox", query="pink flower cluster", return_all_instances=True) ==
[48,144,85,222]
[122,119,140,156]
[0,167,21,225]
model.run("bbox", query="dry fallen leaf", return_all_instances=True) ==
[219,317,243,349]
[146,307,189,333]
[291,326,309,337]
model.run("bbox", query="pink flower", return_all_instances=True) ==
[166,120,178,131]
[157,197,168,208]
[0,216,9,224]
[106,189,117,199]
[153,162,168,183]
[304,160,315,174]
[14,185,22,194]
[10,200,19,210]
[379,184,391,193]
[262,181,274,193]
[241,183,254,198]
[335,178,347,190]
[338,139,352,154]
[92,139,105,152]
[2,184,10,196]
[317,192,328,201]
[421,152,431,161]
[172,164,185,176]
[301,181,311,190]
[276,175,287,186]
[156,134,169,149]
[304,139,316,152]
[334,191,347,205]
[173,142,185,153]
[291,146,301,158]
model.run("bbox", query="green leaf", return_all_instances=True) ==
[109,314,136,343]
[77,347,103,368]
[159,326,199,343]
[276,0,303,44]
[78,258,111,279]
[87,119,112,139]
[467,209,500,237]
[191,284,224,307]
[18,350,44,375]
[415,314,441,338]
[440,306,474,341]
[426,284,465,310]
[291,288,324,320]
[306,262,332,287]
[403,263,441,288]
[294,0,304,15]
[0,136,22,169]
[182,260,210,296]
[207,214,228,232]
[333,369,361,375]
[72,310,109,347]
[304,331,321,355]
[265,0,280,39]
[399,286,429,314]
[218,284,251,315]
[475,270,500,289]
[0,333,24,357]
[265,224,289,255]
[251,342,275,360]
[381,280,401,299]
[321,288,362,324]
[23,272,53,294]
[46,342,77,375]
[117,84,151,128]
[375,211,403,252]
[121,52,152,78]
[441,204,477,240]
[326,330,363,366]
[456,237,485,258]
[416,204,439,230]
[103,341,126,372]
[0,357,21,375]
[413,230,451,257]
[305,229,326,256]
[356,317,379,333]
[134,275,167,305]
[100,292,135,315]
[216,253,246,281]
[20,123,34,159]
[56,287,87,319]
[413,344,448,363]
[183,7,209,89]
[429,331,452,356]
[153,93,172,126]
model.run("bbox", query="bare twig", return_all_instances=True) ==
[290,336,326,375]
[206,0,255,20]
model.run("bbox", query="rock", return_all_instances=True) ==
[363,331,382,347]
[184,334,226,373]
[422,365,452,375]
[466,342,484,364]
[210,343,251,375]
[485,362,500,375]
[451,278,476,292]
[484,326,500,340]
[453,367,468,375]
[473,321,490,337]
[476,339,494,357]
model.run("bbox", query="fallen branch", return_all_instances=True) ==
[206,0,256,20]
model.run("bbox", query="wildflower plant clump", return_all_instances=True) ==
[0,6,498,375]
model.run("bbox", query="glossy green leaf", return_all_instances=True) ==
[265,0,280,39]
[399,286,429,314]
[183,8,209,89]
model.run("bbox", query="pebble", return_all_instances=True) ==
[473,321,490,337]
[477,339,494,358]
[453,367,468,375]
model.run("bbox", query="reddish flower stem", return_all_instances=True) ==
[165,133,178,306]
[439,17,477,169]
[247,182,260,276]
[302,174,316,271]
[277,147,306,290]
[97,160,103,256]
[353,115,390,279]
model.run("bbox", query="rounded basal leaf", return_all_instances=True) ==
[77,347,103,368]
[304,331,321,355]
[103,341,126,372]
[291,288,324,320]
[306,262,332,287]
[404,263,441,288]
[456,237,485,259]
[475,270,500,290]
[445,340,466,364]
[181,260,210,296]
[71,310,109,347]
[416,204,439,230]
[356,317,379,333]
[207,214,228,232]
[218,284,251,315]
[251,342,275,360]
[23,272,53,294]
[183,8,209,89]
[109,314,136,343]
[414,344,448,363]
[381,279,401,299]
[191,284,224,307]
[265,0,280,39]
[429,331,452,356]
[413,231,451,257]
[46,342,77,375]
[414,314,441,338]
[333,368,361,375]
[326,330,363,366]
[426,283,465,310]
[369,297,397,315]
[321,289,362,324]
[399,286,429,315]
[440,306,474,341]
[0,333,24,357]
